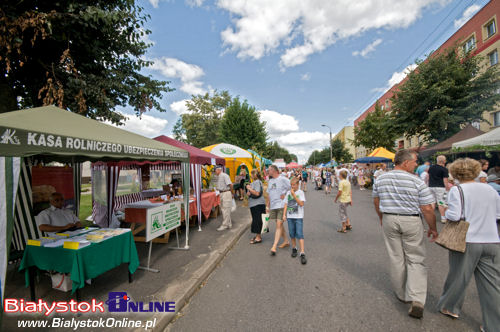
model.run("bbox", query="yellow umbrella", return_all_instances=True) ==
[202,143,257,182]
[368,147,395,161]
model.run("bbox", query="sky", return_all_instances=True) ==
[115,0,490,163]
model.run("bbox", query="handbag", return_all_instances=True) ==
[51,273,72,292]
[261,213,270,234]
[249,181,263,199]
[435,185,469,253]
[231,198,236,212]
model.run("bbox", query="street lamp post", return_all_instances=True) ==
[321,124,332,162]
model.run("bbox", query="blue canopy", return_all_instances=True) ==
[247,149,273,166]
[354,156,392,163]
[324,160,338,167]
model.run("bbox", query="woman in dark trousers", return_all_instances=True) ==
[246,169,266,244]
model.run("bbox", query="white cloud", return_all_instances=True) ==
[454,4,481,29]
[186,0,205,7]
[277,131,330,147]
[257,109,330,163]
[107,113,168,137]
[150,57,207,95]
[149,0,203,8]
[170,99,191,115]
[353,38,383,58]
[373,64,418,93]
[217,0,449,69]
[278,131,331,164]
[149,0,160,8]
[301,72,311,81]
[258,110,299,136]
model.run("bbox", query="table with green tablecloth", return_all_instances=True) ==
[19,230,139,300]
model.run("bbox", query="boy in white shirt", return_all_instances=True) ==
[283,177,307,264]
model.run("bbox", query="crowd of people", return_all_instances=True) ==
[213,151,499,331]
[372,151,499,331]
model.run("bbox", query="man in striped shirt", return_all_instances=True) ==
[372,149,438,319]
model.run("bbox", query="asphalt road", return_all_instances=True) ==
[167,182,486,332]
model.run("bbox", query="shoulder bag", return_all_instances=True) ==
[435,185,469,253]
[249,180,263,199]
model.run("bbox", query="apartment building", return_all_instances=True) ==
[333,126,356,158]
[354,0,499,158]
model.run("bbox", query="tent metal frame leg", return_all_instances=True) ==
[138,241,159,273]
[169,228,190,250]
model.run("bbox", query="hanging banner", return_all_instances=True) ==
[145,202,181,242]
[0,126,189,161]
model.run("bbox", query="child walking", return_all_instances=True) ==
[334,170,352,233]
[283,177,307,264]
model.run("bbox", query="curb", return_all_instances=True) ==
[135,215,251,331]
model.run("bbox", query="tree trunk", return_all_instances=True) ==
[0,79,18,113]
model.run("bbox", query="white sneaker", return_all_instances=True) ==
[217,226,228,231]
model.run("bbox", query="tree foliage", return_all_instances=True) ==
[174,90,231,148]
[353,101,398,152]
[306,149,329,165]
[263,141,296,163]
[174,90,297,160]
[331,138,353,163]
[306,138,353,165]
[0,1,171,122]
[219,97,267,151]
[391,46,500,142]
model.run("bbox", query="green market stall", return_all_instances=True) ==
[0,105,190,304]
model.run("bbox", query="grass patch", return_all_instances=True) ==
[79,193,94,227]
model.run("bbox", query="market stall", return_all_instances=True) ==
[202,143,257,182]
[452,127,500,148]
[154,135,225,229]
[367,147,395,161]
[420,124,484,159]
[354,156,392,163]
[0,105,190,301]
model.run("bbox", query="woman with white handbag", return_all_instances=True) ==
[437,158,500,332]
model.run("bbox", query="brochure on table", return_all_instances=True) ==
[146,201,182,242]
[28,228,131,250]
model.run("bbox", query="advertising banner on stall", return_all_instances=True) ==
[145,202,181,242]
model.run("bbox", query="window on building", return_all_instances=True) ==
[486,20,496,38]
[398,140,404,149]
[489,50,498,66]
[494,112,500,127]
[463,36,476,53]
[385,100,390,109]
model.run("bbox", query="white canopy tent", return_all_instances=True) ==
[452,127,500,148]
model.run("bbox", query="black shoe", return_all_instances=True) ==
[291,248,298,257]
[408,301,424,319]
[300,253,307,265]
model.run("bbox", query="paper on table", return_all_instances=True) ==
[44,239,66,247]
